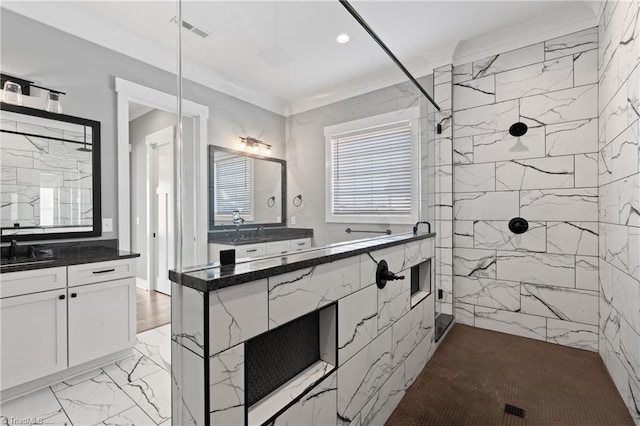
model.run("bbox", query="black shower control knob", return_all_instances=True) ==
[508,217,529,234]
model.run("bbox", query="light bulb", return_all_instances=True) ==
[2,81,23,105]
[239,138,247,150]
[45,92,63,114]
[265,146,272,156]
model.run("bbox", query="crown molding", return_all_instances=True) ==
[3,2,599,118]
[2,2,288,116]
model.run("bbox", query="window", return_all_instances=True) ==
[325,109,419,224]
[214,154,253,220]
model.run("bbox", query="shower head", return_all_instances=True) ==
[509,122,528,137]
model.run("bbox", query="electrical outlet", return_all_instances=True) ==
[102,218,113,233]
[291,216,296,225]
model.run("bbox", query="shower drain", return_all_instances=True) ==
[504,403,525,418]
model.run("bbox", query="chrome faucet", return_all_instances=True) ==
[232,210,245,225]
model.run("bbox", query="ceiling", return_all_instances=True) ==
[2,1,598,115]
[129,102,155,122]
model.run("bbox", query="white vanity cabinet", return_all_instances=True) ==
[290,238,311,252]
[0,259,136,392]
[67,260,136,367]
[0,268,68,390]
[208,237,312,262]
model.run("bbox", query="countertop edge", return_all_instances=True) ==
[171,232,435,292]
[0,252,140,274]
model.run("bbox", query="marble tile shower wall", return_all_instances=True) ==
[0,119,93,228]
[597,0,640,423]
[451,28,601,351]
[433,65,454,316]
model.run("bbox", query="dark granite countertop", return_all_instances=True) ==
[209,227,313,245]
[171,231,435,292]
[0,239,139,273]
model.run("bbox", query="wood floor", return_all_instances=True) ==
[136,287,171,333]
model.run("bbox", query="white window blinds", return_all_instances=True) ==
[214,156,252,215]
[330,121,412,216]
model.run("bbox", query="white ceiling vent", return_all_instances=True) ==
[170,16,209,39]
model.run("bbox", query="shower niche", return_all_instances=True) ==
[245,303,337,425]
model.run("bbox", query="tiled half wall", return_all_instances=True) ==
[170,237,441,425]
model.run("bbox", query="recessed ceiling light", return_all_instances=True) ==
[336,33,350,44]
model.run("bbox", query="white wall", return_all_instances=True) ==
[286,76,434,247]
[0,10,286,244]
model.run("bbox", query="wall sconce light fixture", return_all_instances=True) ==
[292,194,303,207]
[239,137,272,156]
[0,73,66,113]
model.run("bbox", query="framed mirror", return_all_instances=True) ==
[0,103,101,241]
[209,145,286,230]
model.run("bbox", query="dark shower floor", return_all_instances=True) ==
[387,324,634,426]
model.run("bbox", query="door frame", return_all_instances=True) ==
[115,78,209,272]
[146,126,174,295]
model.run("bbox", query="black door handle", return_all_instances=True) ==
[59,295,65,300]
[93,269,115,274]
[70,293,77,298]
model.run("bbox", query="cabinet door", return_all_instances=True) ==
[68,278,135,367]
[0,290,67,390]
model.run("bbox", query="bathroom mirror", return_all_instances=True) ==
[0,103,101,241]
[209,145,286,229]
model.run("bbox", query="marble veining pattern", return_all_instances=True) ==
[597,3,640,419]
[452,27,603,354]
[338,284,378,366]
[269,258,358,328]
[266,372,337,426]
[1,326,173,426]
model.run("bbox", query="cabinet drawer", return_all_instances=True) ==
[236,243,266,259]
[0,267,67,298]
[68,259,136,287]
[290,238,312,252]
[266,240,291,255]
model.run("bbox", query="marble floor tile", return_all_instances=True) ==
[0,387,70,426]
[102,351,164,387]
[50,368,105,393]
[120,368,172,424]
[55,372,135,426]
[100,405,156,426]
[155,324,171,337]
[1,324,173,426]
[135,327,167,369]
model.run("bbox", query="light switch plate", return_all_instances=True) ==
[102,218,113,233]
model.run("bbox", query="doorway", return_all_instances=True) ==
[128,106,179,298]
[147,125,174,295]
